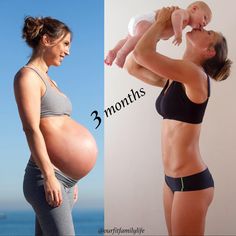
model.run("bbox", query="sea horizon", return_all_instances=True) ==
[0,208,104,236]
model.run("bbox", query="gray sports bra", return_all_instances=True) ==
[24,66,72,118]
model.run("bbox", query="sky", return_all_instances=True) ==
[0,0,104,211]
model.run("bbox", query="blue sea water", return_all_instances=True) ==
[0,209,103,236]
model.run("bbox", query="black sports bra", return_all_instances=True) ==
[155,76,210,124]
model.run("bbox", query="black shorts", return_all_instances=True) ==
[165,168,214,193]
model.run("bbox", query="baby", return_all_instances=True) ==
[105,1,212,68]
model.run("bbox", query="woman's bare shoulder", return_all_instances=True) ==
[14,67,42,88]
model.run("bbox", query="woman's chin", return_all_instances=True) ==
[186,30,192,36]
[53,61,62,67]
[186,31,193,40]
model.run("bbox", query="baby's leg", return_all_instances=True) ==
[115,21,152,68]
[105,37,128,66]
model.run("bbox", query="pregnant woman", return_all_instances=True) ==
[14,16,97,235]
[126,7,231,236]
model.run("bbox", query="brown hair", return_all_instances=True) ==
[203,35,232,81]
[22,16,72,49]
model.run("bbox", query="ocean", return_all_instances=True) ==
[0,209,103,236]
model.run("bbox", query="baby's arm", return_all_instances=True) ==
[171,9,188,45]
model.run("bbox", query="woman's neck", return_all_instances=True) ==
[182,50,203,67]
[27,54,49,74]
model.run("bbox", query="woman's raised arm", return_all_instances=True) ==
[133,7,201,85]
[125,54,167,87]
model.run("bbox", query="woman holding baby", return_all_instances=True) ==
[124,4,231,236]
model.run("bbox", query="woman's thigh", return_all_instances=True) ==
[171,188,214,236]
[163,182,174,236]
[23,170,75,236]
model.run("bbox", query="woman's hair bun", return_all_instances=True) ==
[22,16,44,48]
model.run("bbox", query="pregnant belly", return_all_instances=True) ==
[40,117,98,180]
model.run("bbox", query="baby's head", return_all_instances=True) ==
[187,1,212,29]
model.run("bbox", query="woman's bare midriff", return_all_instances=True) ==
[31,115,98,180]
[161,119,207,177]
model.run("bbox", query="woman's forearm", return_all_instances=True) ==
[24,127,55,179]
[133,20,167,63]
[133,7,174,66]
[125,54,166,87]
